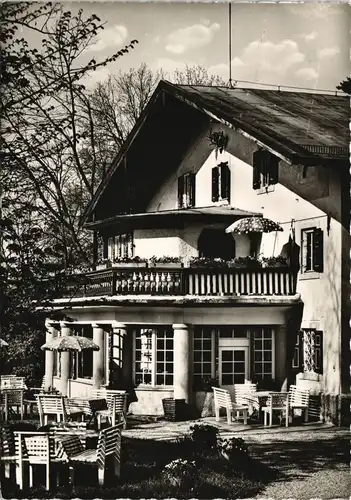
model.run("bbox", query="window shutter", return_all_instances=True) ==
[188,173,196,207]
[252,151,261,190]
[268,154,279,185]
[220,162,231,202]
[212,166,219,201]
[178,175,184,208]
[313,228,324,272]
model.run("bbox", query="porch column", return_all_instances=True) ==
[60,321,72,397]
[92,323,105,389]
[111,322,127,386]
[173,324,190,402]
[44,320,58,391]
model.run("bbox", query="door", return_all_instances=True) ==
[219,346,249,392]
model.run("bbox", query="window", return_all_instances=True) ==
[178,172,195,208]
[301,228,324,273]
[71,326,93,379]
[107,233,134,261]
[134,327,173,386]
[212,162,231,202]
[193,328,214,389]
[252,149,279,190]
[219,327,247,339]
[292,331,303,370]
[253,328,274,379]
[303,329,323,374]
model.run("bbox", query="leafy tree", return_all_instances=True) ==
[171,64,227,86]
[337,77,351,95]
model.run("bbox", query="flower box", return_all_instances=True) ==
[162,398,187,422]
[112,262,148,268]
[149,262,183,269]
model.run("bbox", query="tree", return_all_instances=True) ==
[1,2,138,267]
[337,77,351,95]
[0,2,138,385]
[88,63,227,162]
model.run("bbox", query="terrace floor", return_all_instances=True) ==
[125,417,350,499]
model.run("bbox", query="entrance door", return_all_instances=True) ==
[219,346,249,391]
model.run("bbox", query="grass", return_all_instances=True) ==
[1,432,271,499]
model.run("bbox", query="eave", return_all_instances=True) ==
[84,206,261,232]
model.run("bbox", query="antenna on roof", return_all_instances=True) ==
[228,2,233,88]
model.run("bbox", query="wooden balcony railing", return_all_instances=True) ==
[63,265,296,299]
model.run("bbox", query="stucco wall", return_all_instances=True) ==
[138,122,343,396]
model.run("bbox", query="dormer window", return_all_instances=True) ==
[212,161,231,203]
[178,172,195,208]
[252,149,279,190]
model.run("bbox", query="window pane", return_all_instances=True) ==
[222,351,233,361]
[203,351,211,362]
[222,362,233,373]
[222,374,233,385]
[234,351,245,361]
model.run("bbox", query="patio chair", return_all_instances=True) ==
[288,385,310,422]
[36,394,68,426]
[212,387,248,425]
[14,431,61,490]
[0,425,17,480]
[262,392,289,427]
[0,375,27,390]
[233,383,257,406]
[91,389,127,429]
[60,424,123,486]
[0,389,24,421]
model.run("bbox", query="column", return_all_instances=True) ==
[60,321,72,397]
[173,324,190,402]
[111,322,127,387]
[92,324,105,389]
[44,320,58,391]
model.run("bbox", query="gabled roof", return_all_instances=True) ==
[83,81,349,224]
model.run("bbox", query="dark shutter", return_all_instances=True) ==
[313,228,324,272]
[188,173,196,207]
[178,175,184,208]
[212,166,219,201]
[220,162,231,202]
[268,154,279,185]
[102,236,108,259]
[252,151,261,190]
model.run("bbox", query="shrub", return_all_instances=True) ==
[217,437,249,462]
[163,458,197,487]
[189,423,219,449]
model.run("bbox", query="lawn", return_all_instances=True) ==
[1,423,273,499]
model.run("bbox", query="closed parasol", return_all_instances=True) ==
[41,335,100,396]
[226,217,283,234]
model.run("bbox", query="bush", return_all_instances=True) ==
[217,437,249,463]
[189,423,219,449]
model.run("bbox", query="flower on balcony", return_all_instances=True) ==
[112,256,148,264]
[149,255,182,264]
[189,256,228,268]
[228,256,262,268]
[261,256,289,268]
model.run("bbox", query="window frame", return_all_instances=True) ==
[178,172,195,209]
[252,149,279,191]
[133,327,174,388]
[300,227,324,275]
[302,328,323,374]
[212,162,231,203]
[252,327,275,380]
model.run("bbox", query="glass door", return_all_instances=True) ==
[219,346,249,391]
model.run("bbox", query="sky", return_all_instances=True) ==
[60,2,350,91]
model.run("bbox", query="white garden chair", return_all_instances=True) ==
[289,385,310,422]
[212,387,248,425]
[262,392,289,427]
[91,389,127,429]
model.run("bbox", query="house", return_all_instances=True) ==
[44,81,350,424]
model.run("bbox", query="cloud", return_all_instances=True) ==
[208,39,306,84]
[301,31,318,42]
[317,46,340,59]
[166,22,220,54]
[153,35,161,44]
[82,66,112,88]
[295,67,318,81]
[152,57,190,75]
[87,25,128,53]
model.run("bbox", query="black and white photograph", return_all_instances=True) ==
[0,1,350,498]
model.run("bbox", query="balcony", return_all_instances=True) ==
[64,264,296,299]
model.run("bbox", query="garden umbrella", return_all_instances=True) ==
[41,336,100,396]
[225,217,283,234]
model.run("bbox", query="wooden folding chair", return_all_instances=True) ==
[262,392,289,427]
[36,394,68,426]
[91,389,127,429]
[61,424,123,486]
[0,425,17,480]
[0,389,24,421]
[289,385,310,422]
